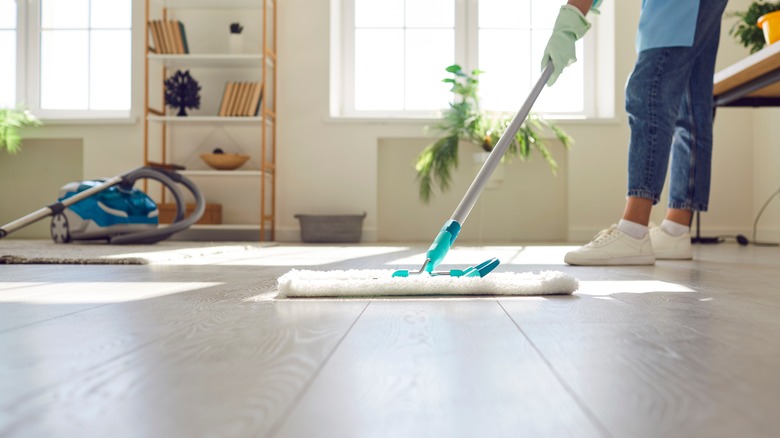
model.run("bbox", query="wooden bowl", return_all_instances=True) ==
[200,153,250,170]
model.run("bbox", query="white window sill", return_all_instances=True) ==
[37,116,139,125]
[324,115,623,126]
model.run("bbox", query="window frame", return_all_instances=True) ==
[334,0,614,121]
[17,0,132,120]
[0,0,23,109]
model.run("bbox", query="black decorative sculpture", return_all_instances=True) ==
[164,70,201,116]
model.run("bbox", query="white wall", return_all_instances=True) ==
[3,0,775,243]
[752,109,780,242]
[0,139,83,238]
[278,0,765,243]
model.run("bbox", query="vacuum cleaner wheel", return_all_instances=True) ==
[51,213,72,244]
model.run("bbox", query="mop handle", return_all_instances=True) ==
[451,61,554,224]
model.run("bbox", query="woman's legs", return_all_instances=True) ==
[565,0,729,265]
[624,0,727,227]
[622,197,653,226]
[665,208,693,227]
[665,8,724,223]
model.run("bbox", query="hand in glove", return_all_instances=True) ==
[541,5,591,86]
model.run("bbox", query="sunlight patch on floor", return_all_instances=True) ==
[576,280,696,295]
[104,245,270,264]
[202,246,410,266]
[0,282,222,304]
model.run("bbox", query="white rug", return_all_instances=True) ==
[277,269,579,298]
[0,239,275,265]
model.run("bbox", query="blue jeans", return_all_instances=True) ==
[625,0,728,212]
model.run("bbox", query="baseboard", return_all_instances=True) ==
[746,227,780,244]
[169,228,273,242]
[275,227,378,243]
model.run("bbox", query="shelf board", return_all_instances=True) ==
[161,0,265,9]
[180,170,267,177]
[190,224,260,230]
[147,53,267,68]
[147,115,267,123]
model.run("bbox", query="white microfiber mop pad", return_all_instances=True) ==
[277,269,578,298]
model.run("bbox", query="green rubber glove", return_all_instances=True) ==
[541,5,591,86]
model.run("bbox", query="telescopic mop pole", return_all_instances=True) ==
[412,60,555,274]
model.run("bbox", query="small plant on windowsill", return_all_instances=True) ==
[728,1,780,54]
[0,107,42,156]
[415,64,572,203]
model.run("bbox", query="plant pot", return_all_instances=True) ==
[473,152,504,189]
[229,33,243,54]
[758,11,780,46]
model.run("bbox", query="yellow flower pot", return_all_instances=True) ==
[758,10,780,46]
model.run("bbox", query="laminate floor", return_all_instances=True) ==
[0,242,778,438]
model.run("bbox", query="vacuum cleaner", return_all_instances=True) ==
[392,61,555,279]
[0,165,205,244]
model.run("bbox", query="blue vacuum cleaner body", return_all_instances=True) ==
[0,166,206,244]
[51,180,160,243]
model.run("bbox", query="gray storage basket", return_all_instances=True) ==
[295,213,367,243]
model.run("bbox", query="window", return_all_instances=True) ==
[0,0,17,109]
[4,0,132,118]
[336,0,611,119]
[352,0,455,112]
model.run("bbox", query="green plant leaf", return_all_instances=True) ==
[0,107,42,155]
[727,1,780,53]
[415,135,459,203]
[415,64,571,201]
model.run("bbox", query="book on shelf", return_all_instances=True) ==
[251,82,264,116]
[148,19,189,54]
[227,82,244,116]
[231,82,245,116]
[218,82,234,117]
[238,82,253,116]
[148,21,163,53]
[178,22,190,54]
[217,81,264,117]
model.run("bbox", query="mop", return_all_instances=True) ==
[279,61,579,298]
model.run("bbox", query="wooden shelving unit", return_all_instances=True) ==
[143,0,276,241]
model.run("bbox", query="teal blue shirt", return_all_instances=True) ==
[636,0,700,52]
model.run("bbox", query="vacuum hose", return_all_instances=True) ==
[110,167,205,244]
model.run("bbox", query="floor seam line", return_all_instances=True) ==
[495,298,614,438]
[266,299,373,438]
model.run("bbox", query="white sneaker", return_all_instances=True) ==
[565,225,655,266]
[649,224,693,260]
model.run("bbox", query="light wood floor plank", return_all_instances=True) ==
[1,243,779,437]
[274,299,606,438]
[499,294,780,437]
[0,265,368,438]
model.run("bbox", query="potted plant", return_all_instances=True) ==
[728,1,780,54]
[415,64,572,203]
[229,22,244,54]
[0,107,42,155]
